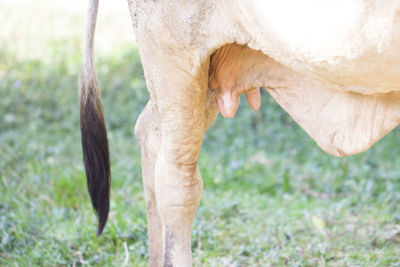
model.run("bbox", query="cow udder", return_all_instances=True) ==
[209,43,400,156]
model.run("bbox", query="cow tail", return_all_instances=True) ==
[79,0,110,236]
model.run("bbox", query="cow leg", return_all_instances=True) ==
[156,90,218,267]
[137,57,215,266]
[155,119,203,267]
[136,88,218,267]
[135,101,163,266]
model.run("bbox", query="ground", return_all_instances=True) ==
[0,1,399,266]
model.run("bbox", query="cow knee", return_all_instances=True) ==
[135,102,161,149]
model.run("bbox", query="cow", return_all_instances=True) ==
[79,0,400,266]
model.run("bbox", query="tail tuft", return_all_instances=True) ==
[79,69,110,236]
[79,0,110,236]
[80,81,110,235]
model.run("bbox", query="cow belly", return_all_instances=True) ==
[267,86,400,157]
[262,57,400,156]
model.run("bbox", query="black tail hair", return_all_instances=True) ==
[79,0,110,236]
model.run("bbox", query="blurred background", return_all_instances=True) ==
[0,1,399,266]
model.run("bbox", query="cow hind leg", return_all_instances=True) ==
[150,59,217,267]
[137,86,218,266]
[135,101,163,266]
[154,111,205,265]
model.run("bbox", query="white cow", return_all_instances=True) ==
[79,0,400,265]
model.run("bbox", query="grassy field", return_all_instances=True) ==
[1,1,400,266]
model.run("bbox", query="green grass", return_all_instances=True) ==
[1,3,400,266]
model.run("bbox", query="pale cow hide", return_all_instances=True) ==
[79,0,400,266]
